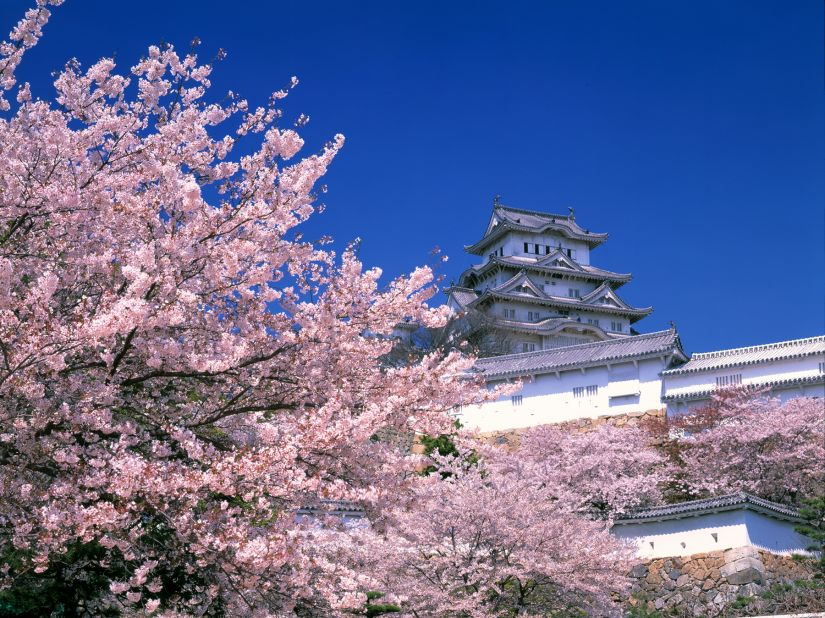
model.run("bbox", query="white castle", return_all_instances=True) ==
[443,202,825,433]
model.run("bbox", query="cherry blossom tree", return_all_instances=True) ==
[673,393,824,506]
[514,422,667,520]
[0,2,494,613]
[362,454,634,618]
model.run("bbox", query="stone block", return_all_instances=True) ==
[630,563,648,578]
[723,546,759,563]
[726,567,763,586]
[676,574,692,588]
[668,568,681,580]
[721,556,765,585]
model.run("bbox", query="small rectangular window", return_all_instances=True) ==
[819,362,825,374]
[523,242,529,253]
[545,245,551,255]
[611,321,623,332]
[715,374,743,388]
[503,308,516,319]
[533,243,540,254]
[511,395,523,407]
[568,288,581,299]
[587,385,598,397]
[587,318,600,326]
[574,385,598,399]
[521,342,536,352]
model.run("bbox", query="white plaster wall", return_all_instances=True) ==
[493,232,592,265]
[459,357,668,432]
[664,355,824,396]
[612,510,751,559]
[613,510,810,559]
[663,354,825,413]
[744,511,811,555]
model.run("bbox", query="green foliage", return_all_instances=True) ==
[417,420,478,478]
[795,495,825,577]
[0,541,125,617]
[361,591,400,617]
[0,513,227,616]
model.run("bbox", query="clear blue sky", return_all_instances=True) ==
[3,0,823,353]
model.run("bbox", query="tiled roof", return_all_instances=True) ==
[663,335,825,375]
[446,286,480,310]
[490,317,627,338]
[296,500,365,519]
[662,374,825,402]
[465,206,608,254]
[471,288,653,322]
[613,493,801,525]
[474,328,686,379]
[459,256,632,286]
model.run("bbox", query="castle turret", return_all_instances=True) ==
[446,203,652,353]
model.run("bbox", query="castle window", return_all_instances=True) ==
[819,362,825,374]
[523,242,529,253]
[568,288,581,299]
[503,308,516,319]
[545,245,551,255]
[528,311,540,321]
[511,395,523,407]
[715,374,742,388]
[611,321,623,332]
[533,243,539,254]
[587,318,600,326]
[573,385,598,399]
[521,342,536,352]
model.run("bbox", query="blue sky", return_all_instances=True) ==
[3,0,823,353]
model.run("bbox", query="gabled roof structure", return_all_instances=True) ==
[613,493,801,525]
[465,205,608,255]
[662,374,825,402]
[474,328,686,379]
[445,286,480,311]
[467,272,653,323]
[662,335,825,376]
[458,254,632,287]
[490,316,619,339]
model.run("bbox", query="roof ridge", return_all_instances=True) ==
[495,205,571,220]
[690,335,825,360]
[475,329,675,363]
[616,492,800,521]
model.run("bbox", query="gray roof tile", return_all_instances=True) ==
[475,328,685,378]
[663,335,825,375]
[613,492,801,524]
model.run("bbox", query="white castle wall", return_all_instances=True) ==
[664,354,825,413]
[458,356,667,432]
[612,510,810,559]
[486,232,591,265]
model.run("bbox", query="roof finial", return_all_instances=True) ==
[568,206,575,219]
[493,194,502,207]
[669,320,676,331]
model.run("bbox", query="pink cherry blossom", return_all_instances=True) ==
[0,2,493,613]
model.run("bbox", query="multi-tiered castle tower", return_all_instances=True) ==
[446,201,652,353]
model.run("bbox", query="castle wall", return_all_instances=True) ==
[627,548,814,616]
[458,356,668,432]
[612,510,810,559]
[664,353,825,413]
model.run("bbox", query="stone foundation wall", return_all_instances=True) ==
[480,408,666,449]
[628,547,813,616]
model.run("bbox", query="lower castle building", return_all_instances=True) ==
[457,331,825,433]
[444,202,824,432]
